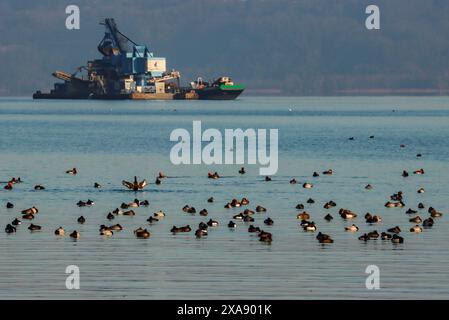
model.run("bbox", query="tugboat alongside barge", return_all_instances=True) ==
[33,18,244,101]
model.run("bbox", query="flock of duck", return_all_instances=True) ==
[1,156,445,246]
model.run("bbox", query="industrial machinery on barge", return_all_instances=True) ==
[33,18,244,100]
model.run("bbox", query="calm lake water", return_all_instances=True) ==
[0,96,448,299]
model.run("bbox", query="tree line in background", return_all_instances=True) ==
[1,0,449,96]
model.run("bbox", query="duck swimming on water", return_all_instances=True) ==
[189,205,198,213]
[77,216,86,224]
[429,207,443,218]
[390,191,403,201]
[345,224,359,232]
[125,199,140,208]
[112,208,123,215]
[22,207,38,215]
[28,224,42,231]
[243,215,254,222]
[134,227,150,238]
[316,232,333,244]
[259,230,272,243]
[406,208,417,214]
[409,216,422,223]
[110,224,123,231]
[385,201,405,208]
[122,176,147,191]
[229,199,241,207]
[303,221,317,232]
[365,213,382,223]
[183,205,196,213]
[55,227,65,236]
[198,222,208,230]
[297,212,310,220]
[423,217,434,228]
[100,229,113,236]
[171,225,192,233]
[323,200,336,209]
[387,226,401,234]
[5,224,16,233]
[99,225,111,232]
[208,172,220,179]
[243,209,255,215]
[195,229,208,238]
[391,234,404,244]
[233,213,244,220]
[339,209,357,219]
[207,219,219,227]
[77,199,95,207]
[147,216,158,224]
[358,233,369,241]
[248,225,261,233]
[381,232,392,240]
[123,210,136,216]
[410,225,423,233]
[66,168,77,175]
[367,230,380,239]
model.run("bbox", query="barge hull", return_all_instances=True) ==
[33,89,243,100]
[195,88,244,100]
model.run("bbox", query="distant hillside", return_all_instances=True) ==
[1,0,449,96]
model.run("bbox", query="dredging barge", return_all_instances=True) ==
[33,18,244,100]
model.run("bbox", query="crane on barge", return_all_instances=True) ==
[33,18,244,100]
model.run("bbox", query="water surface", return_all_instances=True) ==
[0,96,448,299]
